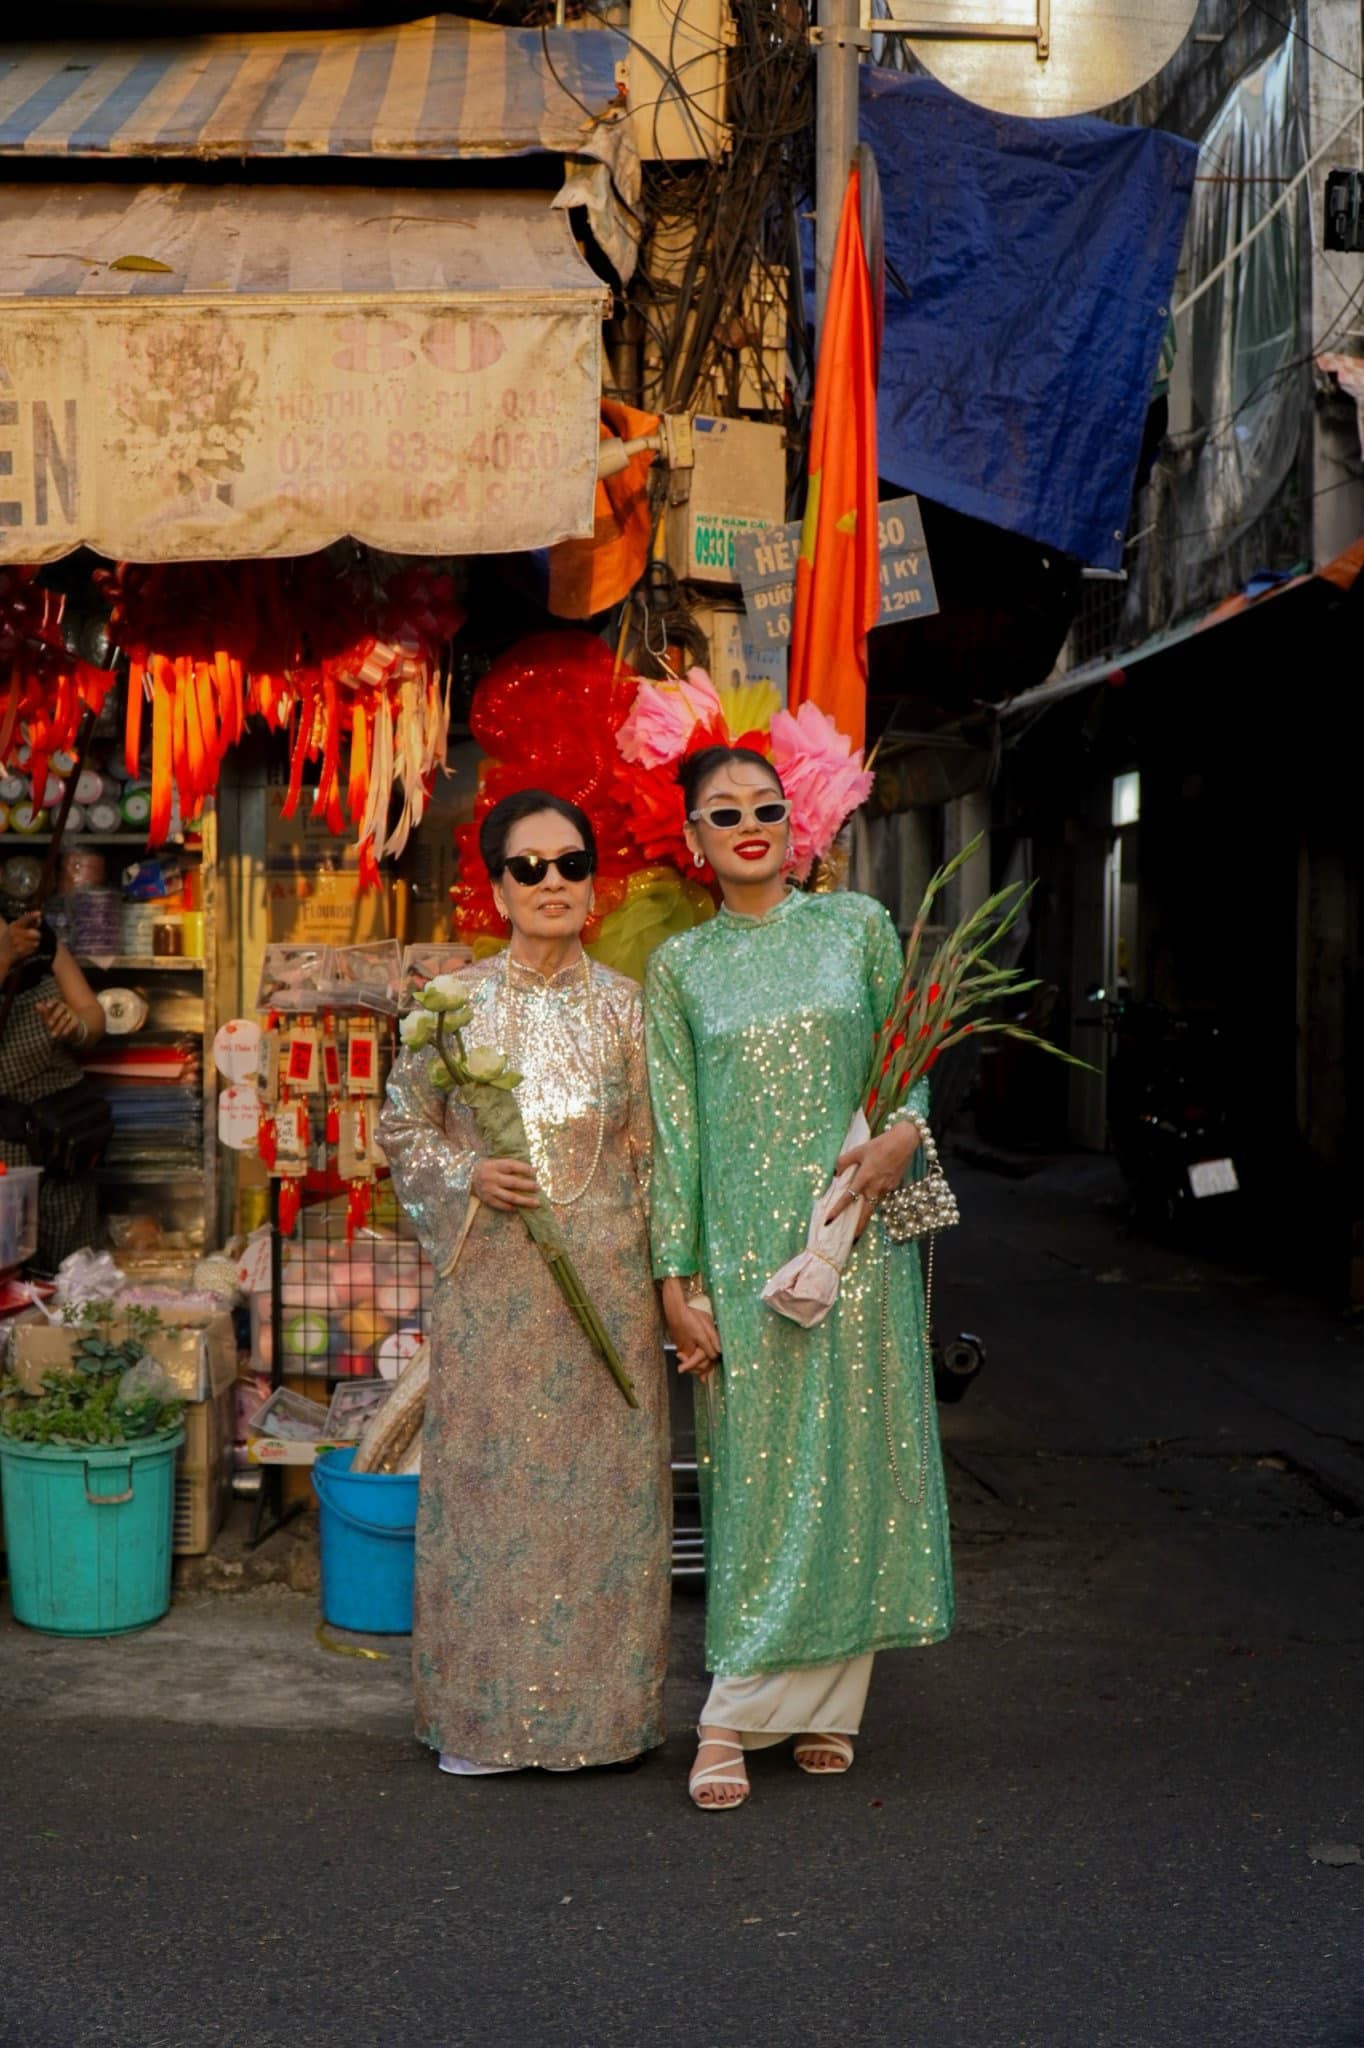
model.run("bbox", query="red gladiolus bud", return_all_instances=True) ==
[868,1088,880,1112]
[891,1030,906,1051]
[928,983,942,1002]
[881,1050,893,1076]
[898,1071,910,1092]
[963,1023,975,1035]
[926,1049,941,1069]
[917,1023,932,1038]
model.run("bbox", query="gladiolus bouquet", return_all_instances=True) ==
[764,837,1083,1327]
[864,833,1083,1131]
[405,975,637,1408]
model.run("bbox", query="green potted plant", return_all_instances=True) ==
[1,1303,185,1636]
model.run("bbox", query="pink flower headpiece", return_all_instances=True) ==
[613,668,873,882]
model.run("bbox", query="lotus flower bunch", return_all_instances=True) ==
[404,974,637,1407]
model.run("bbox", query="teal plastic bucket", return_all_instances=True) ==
[312,1447,418,1635]
[0,1426,184,1637]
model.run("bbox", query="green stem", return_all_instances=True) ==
[435,1010,637,1406]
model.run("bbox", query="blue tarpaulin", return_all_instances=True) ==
[863,71,1197,569]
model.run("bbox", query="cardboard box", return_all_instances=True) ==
[175,1384,235,1556]
[245,1436,352,1467]
[10,1309,238,1404]
[665,416,786,587]
[265,790,388,946]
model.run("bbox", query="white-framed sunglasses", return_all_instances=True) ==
[688,798,791,830]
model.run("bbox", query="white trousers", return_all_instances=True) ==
[700,1653,874,1750]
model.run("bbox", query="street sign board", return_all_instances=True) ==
[733,493,939,686]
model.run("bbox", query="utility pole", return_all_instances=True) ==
[814,0,863,331]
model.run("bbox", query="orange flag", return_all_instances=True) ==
[547,399,659,621]
[788,166,880,750]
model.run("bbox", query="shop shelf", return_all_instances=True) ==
[0,833,196,847]
[77,955,206,971]
[95,1164,204,1184]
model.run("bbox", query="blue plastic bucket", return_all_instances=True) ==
[0,1426,183,1637]
[312,1447,418,1635]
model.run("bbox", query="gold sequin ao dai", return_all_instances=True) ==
[380,954,670,1768]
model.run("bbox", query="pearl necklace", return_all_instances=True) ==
[501,948,606,1207]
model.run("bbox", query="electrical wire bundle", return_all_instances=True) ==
[608,0,814,441]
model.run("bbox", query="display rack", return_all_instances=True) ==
[250,1001,434,1543]
[2,801,219,1254]
[73,805,218,1255]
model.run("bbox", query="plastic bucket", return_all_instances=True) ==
[0,1426,184,1636]
[312,1447,418,1635]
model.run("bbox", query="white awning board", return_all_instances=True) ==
[0,182,608,564]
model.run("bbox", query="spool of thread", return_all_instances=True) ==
[121,786,152,829]
[10,804,48,835]
[58,848,106,892]
[0,775,24,805]
[40,776,65,810]
[376,1277,421,1320]
[120,901,158,953]
[283,1310,329,1359]
[74,770,104,807]
[50,750,76,776]
[97,987,149,1035]
[72,888,122,955]
[2,855,42,900]
[64,805,87,836]
[87,800,122,834]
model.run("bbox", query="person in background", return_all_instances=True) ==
[0,907,106,1271]
[645,745,953,1811]
[380,790,670,1777]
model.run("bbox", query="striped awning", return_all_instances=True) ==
[0,16,640,273]
[0,181,610,564]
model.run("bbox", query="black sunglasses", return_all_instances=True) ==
[500,851,595,887]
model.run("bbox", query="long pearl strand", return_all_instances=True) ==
[501,948,606,1207]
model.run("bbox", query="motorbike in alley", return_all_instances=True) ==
[1084,987,1243,1240]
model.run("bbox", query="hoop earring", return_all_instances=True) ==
[692,851,705,870]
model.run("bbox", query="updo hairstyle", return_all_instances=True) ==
[479,789,598,877]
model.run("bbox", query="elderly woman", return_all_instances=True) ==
[0,907,107,1271]
[645,745,953,1811]
[380,790,669,1776]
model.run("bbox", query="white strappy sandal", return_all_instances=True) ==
[689,1729,750,1811]
[792,1733,855,1775]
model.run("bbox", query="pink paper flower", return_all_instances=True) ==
[770,702,874,878]
[615,667,723,767]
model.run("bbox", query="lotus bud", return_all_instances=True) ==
[424,974,471,1016]
[428,1059,456,1092]
[464,1045,508,1082]
[399,1009,436,1049]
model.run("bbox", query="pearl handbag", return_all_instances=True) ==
[878,1115,960,1243]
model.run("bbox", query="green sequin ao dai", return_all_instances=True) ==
[645,890,954,1678]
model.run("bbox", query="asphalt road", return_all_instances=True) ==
[3,1160,1362,2048]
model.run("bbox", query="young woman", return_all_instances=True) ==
[644,746,953,1810]
[0,907,106,1271]
[380,791,670,1776]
